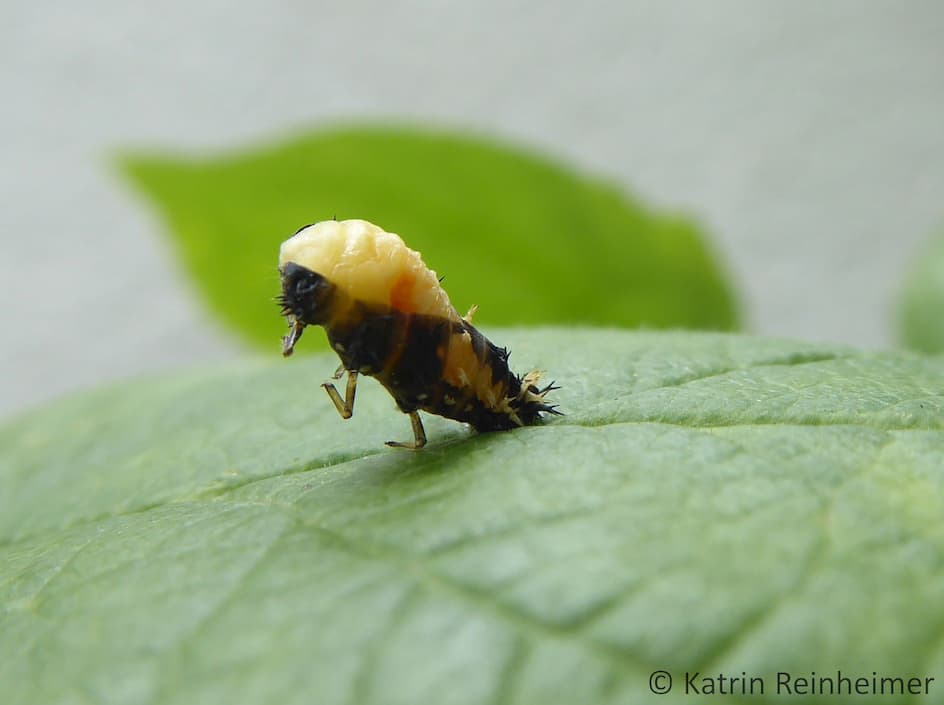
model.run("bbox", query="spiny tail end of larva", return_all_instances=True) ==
[511,370,563,425]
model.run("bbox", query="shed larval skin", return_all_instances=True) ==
[277,219,559,448]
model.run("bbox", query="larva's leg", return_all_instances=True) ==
[385,411,427,450]
[332,363,345,380]
[463,304,478,323]
[281,319,305,357]
[322,371,357,419]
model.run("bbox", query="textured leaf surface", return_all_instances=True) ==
[901,229,944,354]
[3,329,944,705]
[120,125,738,349]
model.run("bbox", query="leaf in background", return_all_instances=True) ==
[2,329,944,704]
[900,229,944,354]
[119,125,738,351]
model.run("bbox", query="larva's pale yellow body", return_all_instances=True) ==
[279,220,459,321]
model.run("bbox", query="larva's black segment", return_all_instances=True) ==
[326,305,451,410]
[278,262,339,326]
[278,262,561,442]
[391,315,453,409]
[329,306,399,375]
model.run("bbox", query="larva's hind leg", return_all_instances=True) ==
[322,371,358,419]
[385,411,427,450]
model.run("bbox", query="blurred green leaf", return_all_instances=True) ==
[119,125,738,351]
[901,229,944,354]
[3,329,944,704]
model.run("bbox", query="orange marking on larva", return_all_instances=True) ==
[389,272,416,312]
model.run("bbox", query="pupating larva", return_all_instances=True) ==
[277,219,560,449]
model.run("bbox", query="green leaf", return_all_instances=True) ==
[901,229,944,354]
[119,124,738,351]
[3,329,944,704]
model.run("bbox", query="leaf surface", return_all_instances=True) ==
[2,329,944,705]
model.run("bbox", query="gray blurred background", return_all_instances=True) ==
[2,1,943,421]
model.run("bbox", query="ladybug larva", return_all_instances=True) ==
[277,219,560,449]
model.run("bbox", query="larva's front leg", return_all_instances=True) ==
[321,370,358,419]
[385,410,427,450]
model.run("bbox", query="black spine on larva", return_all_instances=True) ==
[512,376,562,425]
